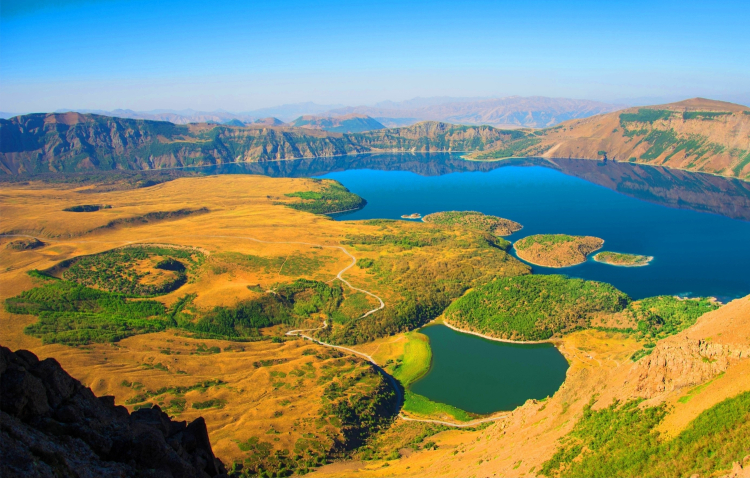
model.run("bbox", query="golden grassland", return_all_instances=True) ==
[2,174,750,477]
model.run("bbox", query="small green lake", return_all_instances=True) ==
[410,325,569,414]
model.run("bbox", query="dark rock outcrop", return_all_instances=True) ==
[0,346,226,478]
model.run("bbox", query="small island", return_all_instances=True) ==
[514,234,604,268]
[422,210,523,236]
[401,213,422,219]
[594,251,653,267]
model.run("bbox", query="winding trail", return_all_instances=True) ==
[2,232,509,428]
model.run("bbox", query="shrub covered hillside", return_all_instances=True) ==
[443,275,719,344]
[282,180,366,214]
[422,210,523,237]
[542,392,750,477]
[443,275,628,341]
[55,245,204,297]
[314,220,531,345]
[7,270,360,345]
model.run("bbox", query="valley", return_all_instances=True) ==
[1,165,749,478]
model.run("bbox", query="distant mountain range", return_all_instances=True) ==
[2,98,746,179]
[6,96,625,129]
[327,96,625,128]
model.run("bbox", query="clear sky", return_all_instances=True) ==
[1,0,748,112]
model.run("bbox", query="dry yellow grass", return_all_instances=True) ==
[0,174,394,468]
[3,174,749,477]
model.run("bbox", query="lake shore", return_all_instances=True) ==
[439,320,556,345]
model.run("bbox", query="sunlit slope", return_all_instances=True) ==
[466,98,750,179]
[309,295,750,478]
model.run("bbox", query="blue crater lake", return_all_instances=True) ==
[195,153,750,413]
[318,155,750,301]
[410,325,569,414]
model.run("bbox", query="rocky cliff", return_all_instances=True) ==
[627,296,750,399]
[0,345,226,478]
[0,113,519,175]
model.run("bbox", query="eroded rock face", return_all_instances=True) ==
[629,336,750,398]
[0,346,226,478]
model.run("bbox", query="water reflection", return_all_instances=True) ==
[196,154,750,221]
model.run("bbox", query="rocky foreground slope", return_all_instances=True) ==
[0,345,226,478]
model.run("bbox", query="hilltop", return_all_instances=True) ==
[289,114,385,133]
[465,98,750,179]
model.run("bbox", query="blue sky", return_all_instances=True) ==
[1,0,748,112]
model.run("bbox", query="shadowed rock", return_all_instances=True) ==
[0,345,226,478]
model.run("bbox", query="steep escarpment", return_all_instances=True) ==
[0,113,369,174]
[0,345,226,478]
[0,114,526,175]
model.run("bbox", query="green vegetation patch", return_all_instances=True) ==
[8,268,366,344]
[682,111,731,120]
[619,109,674,126]
[731,150,750,177]
[627,296,718,361]
[593,251,652,267]
[284,180,366,214]
[471,137,541,160]
[444,275,629,341]
[423,210,522,237]
[402,390,473,422]
[57,245,203,297]
[541,392,750,477]
[63,204,112,212]
[514,233,577,251]
[390,332,431,387]
[8,275,168,345]
[190,279,344,339]
[192,398,226,410]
